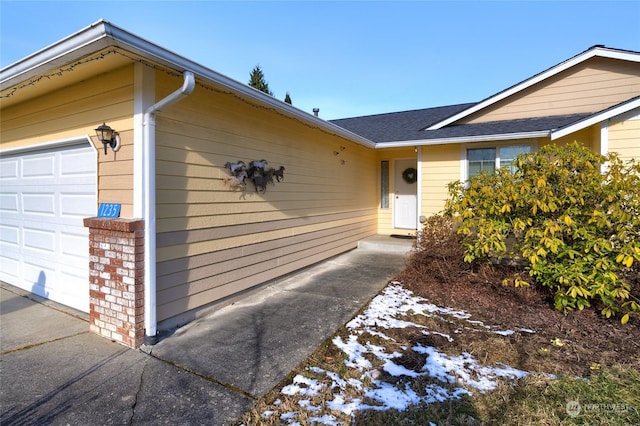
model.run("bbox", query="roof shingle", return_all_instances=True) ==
[331,108,592,144]
[330,103,476,143]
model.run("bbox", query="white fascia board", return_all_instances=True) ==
[426,47,640,131]
[551,98,640,140]
[1,20,376,150]
[375,131,549,149]
[0,20,113,87]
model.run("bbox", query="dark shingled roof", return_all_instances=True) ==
[418,113,593,141]
[331,106,592,144]
[330,103,476,143]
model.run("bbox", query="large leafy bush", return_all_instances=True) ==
[445,142,640,322]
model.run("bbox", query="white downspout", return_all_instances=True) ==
[143,71,195,344]
[416,146,423,232]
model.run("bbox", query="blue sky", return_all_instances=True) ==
[1,1,639,120]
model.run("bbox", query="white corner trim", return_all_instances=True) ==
[600,121,609,174]
[600,121,609,157]
[459,144,467,183]
[133,62,155,218]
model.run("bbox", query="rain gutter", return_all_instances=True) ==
[2,20,375,149]
[374,131,549,148]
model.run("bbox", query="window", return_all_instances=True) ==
[468,148,496,178]
[500,145,531,173]
[467,145,530,178]
[380,161,389,208]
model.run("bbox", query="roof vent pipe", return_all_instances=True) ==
[313,108,319,117]
[143,70,195,345]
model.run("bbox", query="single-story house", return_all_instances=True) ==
[1,21,638,347]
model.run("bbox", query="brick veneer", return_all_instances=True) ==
[83,218,145,348]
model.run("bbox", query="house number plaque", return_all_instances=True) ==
[98,203,121,218]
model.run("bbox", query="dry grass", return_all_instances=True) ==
[238,306,639,425]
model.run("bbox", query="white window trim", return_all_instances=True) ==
[460,139,538,182]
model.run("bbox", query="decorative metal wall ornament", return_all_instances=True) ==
[223,159,285,193]
[402,167,417,184]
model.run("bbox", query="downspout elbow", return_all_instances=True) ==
[145,71,195,117]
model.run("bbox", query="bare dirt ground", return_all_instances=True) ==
[397,233,640,379]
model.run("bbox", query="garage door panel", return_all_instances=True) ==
[23,260,56,280]
[0,243,20,262]
[0,159,19,179]
[58,175,97,186]
[48,281,88,309]
[0,142,96,312]
[61,150,96,175]
[23,227,56,253]
[60,261,89,280]
[22,193,56,215]
[61,233,89,258]
[22,155,55,178]
[3,217,85,232]
[0,224,19,246]
[60,192,96,217]
[0,192,19,213]
[0,257,20,280]
[25,263,55,298]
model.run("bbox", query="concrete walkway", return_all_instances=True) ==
[0,237,411,425]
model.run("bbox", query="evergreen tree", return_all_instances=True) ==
[284,92,292,105]
[248,65,273,96]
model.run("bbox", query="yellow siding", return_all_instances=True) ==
[0,64,135,217]
[156,221,374,321]
[377,209,394,235]
[542,127,597,152]
[420,144,460,217]
[154,73,378,321]
[463,57,640,123]
[375,148,415,235]
[609,113,640,161]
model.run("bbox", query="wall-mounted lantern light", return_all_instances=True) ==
[94,123,121,155]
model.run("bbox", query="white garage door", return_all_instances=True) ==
[0,141,97,312]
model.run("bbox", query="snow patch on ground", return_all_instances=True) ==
[263,282,533,425]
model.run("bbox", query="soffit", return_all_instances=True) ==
[0,48,133,108]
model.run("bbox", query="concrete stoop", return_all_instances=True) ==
[358,234,415,254]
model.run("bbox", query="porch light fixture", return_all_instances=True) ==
[94,123,121,155]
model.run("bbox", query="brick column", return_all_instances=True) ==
[83,218,145,348]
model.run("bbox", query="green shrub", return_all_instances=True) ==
[445,142,640,322]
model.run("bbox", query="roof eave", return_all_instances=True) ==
[375,131,550,148]
[0,20,113,87]
[551,97,640,140]
[426,46,640,131]
[1,20,377,149]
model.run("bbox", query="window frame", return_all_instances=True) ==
[461,141,536,182]
[380,160,390,209]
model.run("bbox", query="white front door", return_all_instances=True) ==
[0,142,97,312]
[393,159,417,230]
